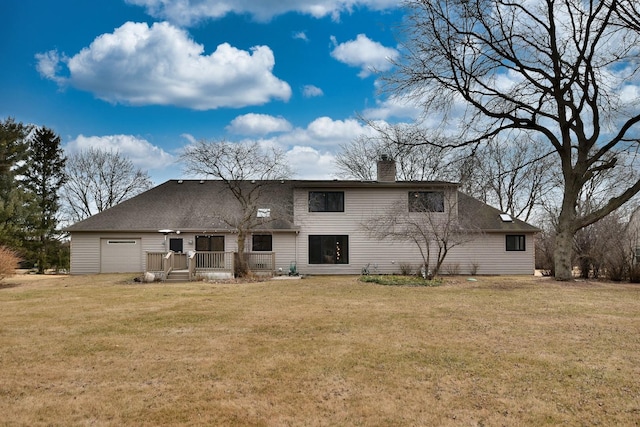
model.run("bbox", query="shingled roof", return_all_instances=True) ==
[457,192,539,233]
[65,180,297,233]
[66,179,539,233]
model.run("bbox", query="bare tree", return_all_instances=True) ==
[575,211,637,280]
[335,123,449,181]
[361,190,477,277]
[390,0,640,280]
[337,122,555,223]
[461,136,557,223]
[62,148,153,222]
[180,140,293,276]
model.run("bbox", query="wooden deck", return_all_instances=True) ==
[146,251,276,281]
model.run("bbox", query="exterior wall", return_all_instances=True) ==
[70,230,297,275]
[271,233,298,273]
[441,232,536,275]
[70,186,536,276]
[69,233,102,275]
[70,232,166,274]
[292,187,535,275]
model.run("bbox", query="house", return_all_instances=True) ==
[65,160,539,277]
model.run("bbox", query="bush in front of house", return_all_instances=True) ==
[360,274,442,287]
[0,246,20,280]
[469,262,480,276]
[399,263,413,276]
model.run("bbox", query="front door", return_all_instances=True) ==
[169,238,183,253]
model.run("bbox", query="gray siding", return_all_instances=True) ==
[272,233,297,273]
[441,233,536,275]
[70,231,297,275]
[70,185,536,276]
[70,232,172,274]
[293,187,535,275]
[70,233,101,275]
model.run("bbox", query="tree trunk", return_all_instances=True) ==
[37,234,46,274]
[554,227,574,280]
[554,192,578,280]
[553,166,583,281]
[235,232,249,277]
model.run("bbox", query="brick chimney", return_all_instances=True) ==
[376,154,396,182]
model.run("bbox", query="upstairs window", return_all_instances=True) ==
[506,235,526,251]
[309,191,344,212]
[409,191,445,212]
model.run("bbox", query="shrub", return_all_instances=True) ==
[469,262,480,276]
[444,263,460,275]
[605,262,628,282]
[359,275,442,287]
[399,263,413,276]
[0,246,20,280]
[629,265,640,284]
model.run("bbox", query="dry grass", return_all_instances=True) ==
[1,274,639,426]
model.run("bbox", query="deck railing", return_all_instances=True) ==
[146,251,275,278]
[194,251,235,271]
[147,252,165,272]
[241,252,276,271]
[163,251,174,279]
[188,251,196,280]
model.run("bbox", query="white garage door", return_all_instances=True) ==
[100,239,142,273]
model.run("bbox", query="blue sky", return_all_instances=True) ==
[2,0,419,184]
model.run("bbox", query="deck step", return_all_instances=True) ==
[165,270,190,282]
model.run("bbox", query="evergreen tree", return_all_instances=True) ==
[0,118,32,253]
[22,127,66,273]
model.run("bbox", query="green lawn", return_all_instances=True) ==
[1,274,639,426]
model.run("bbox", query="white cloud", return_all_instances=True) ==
[330,34,399,78]
[126,0,399,25]
[64,134,175,172]
[250,116,374,151]
[361,95,422,121]
[180,133,198,145]
[226,113,293,135]
[172,116,394,180]
[292,31,309,42]
[285,146,338,179]
[302,85,324,98]
[34,50,66,85]
[620,84,640,104]
[36,21,291,110]
[306,116,369,140]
